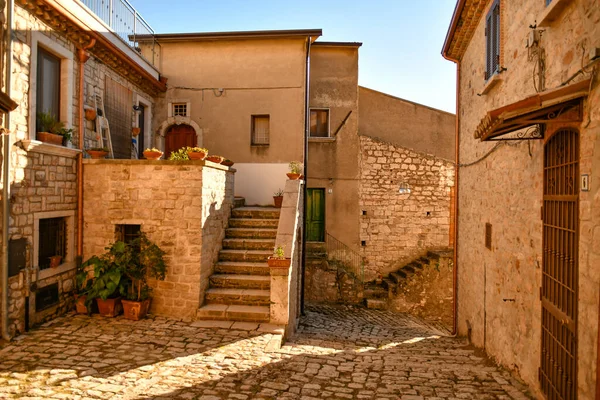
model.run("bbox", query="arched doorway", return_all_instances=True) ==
[164,124,197,159]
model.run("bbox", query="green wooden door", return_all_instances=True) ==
[306,188,325,242]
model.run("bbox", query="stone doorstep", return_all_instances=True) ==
[219,249,272,262]
[228,218,279,228]
[225,228,278,239]
[231,207,281,220]
[214,261,270,276]
[366,299,387,310]
[196,304,270,322]
[205,288,270,306]
[209,274,271,290]
[190,320,285,335]
[222,238,276,251]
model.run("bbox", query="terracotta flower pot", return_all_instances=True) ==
[74,294,88,314]
[84,108,97,121]
[143,151,163,160]
[37,132,63,145]
[221,160,234,167]
[206,155,224,164]
[49,255,62,268]
[122,299,151,321]
[131,127,141,137]
[87,150,108,159]
[96,297,122,317]
[188,151,207,160]
[273,195,283,208]
[267,257,291,269]
[286,173,301,180]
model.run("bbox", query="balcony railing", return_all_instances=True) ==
[325,231,365,284]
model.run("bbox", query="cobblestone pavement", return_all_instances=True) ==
[0,304,532,399]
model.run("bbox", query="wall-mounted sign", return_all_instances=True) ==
[581,174,589,192]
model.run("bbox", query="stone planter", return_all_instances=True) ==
[122,299,151,321]
[96,297,122,317]
[143,150,163,160]
[37,132,63,145]
[286,173,301,180]
[206,155,224,164]
[273,195,283,208]
[87,150,108,159]
[188,151,207,160]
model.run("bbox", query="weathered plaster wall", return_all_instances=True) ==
[359,135,454,280]
[308,44,360,249]
[455,0,599,398]
[358,87,456,160]
[82,160,234,320]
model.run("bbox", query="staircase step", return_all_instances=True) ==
[364,287,388,299]
[389,272,403,284]
[366,298,387,310]
[402,265,417,275]
[197,304,270,322]
[382,278,395,291]
[205,288,270,306]
[219,249,271,262]
[229,218,279,229]
[210,274,270,289]
[232,207,280,220]
[215,261,270,276]
[226,228,277,239]
[222,238,275,250]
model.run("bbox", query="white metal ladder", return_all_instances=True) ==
[93,93,114,158]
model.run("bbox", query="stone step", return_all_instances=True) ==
[222,238,275,251]
[209,274,270,290]
[366,298,387,310]
[382,278,396,291]
[389,272,403,284]
[219,249,271,262]
[205,288,270,306]
[402,265,417,275]
[232,207,280,220]
[226,228,277,239]
[364,287,388,299]
[215,261,270,276]
[229,218,279,229]
[197,304,270,322]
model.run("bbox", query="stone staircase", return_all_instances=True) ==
[364,250,453,310]
[197,206,280,323]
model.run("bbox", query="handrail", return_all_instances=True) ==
[325,231,364,284]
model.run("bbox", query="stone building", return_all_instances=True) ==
[443,0,600,398]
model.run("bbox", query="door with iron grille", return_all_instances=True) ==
[540,128,579,400]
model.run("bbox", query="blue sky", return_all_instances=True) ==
[129,0,458,113]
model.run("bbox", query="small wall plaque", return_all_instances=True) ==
[581,174,589,192]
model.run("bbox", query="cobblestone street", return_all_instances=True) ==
[0,305,531,399]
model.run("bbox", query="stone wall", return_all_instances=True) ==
[83,160,234,320]
[304,257,363,305]
[359,135,454,280]
[453,0,600,398]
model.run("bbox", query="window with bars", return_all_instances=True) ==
[116,224,141,245]
[105,77,133,159]
[310,109,330,137]
[38,217,66,270]
[172,103,188,117]
[484,0,501,81]
[251,115,270,145]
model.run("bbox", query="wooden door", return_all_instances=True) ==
[165,124,197,159]
[306,189,325,242]
[540,128,579,400]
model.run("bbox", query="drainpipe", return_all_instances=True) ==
[76,40,96,265]
[300,36,311,315]
[1,0,14,342]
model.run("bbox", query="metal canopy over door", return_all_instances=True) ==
[306,188,325,242]
[540,128,579,400]
[164,124,197,159]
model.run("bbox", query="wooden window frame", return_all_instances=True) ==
[251,114,270,146]
[309,108,330,138]
[38,217,67,270]
[484,0,501,81]
[172,103,188,117]
[36,47,61,131]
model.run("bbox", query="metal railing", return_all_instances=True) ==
[79,0,158,64]
[325,232,365,284]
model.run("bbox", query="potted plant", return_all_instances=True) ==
[49,255,62,269]
[59,128,74,148]
[273,188,284,208]
[36,112,65,145]
[84,105,97,121]
[221,159,234,167]
[74,260,94,314]
[206,154,224,164]
[121,233,166,321]
[188,147,208,160]
[267,245,291,269]
[82,241,131,317]
[168,147,190,161]
[131,127,141,137]
[287,161,303,180]
[143,147,163,160]
[87,147,109,159]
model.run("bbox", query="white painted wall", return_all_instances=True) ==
[234,163,289,206]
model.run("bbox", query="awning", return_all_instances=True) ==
[474,79,591,141]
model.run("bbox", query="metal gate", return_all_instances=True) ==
[540,128,579,400]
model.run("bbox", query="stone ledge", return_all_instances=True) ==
[82,158,236,172]
[309,137,336,143]
[37,261,76,282]
[538,0,573,27]
[20,140,82,158]
[480,73,502,95]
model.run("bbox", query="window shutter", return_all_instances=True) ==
[485,12,492,80]
[485,0,500,80]
[492,1,500,75]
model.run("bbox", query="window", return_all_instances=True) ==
[251,115,270,145]
[173,103,187,117]
[38,217,66,270]
[485,0,501,80]
[116,224,141,244]
[36,47,61,131]
[310,109,329,137]
[546,0,552,5]
[105,77,133,159]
